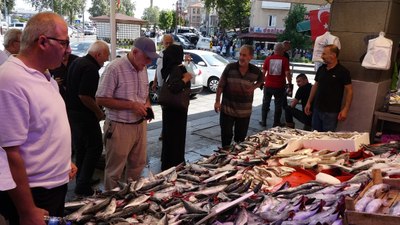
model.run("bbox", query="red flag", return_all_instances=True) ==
[309,9,330,41]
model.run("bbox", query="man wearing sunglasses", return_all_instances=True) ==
[0,12,74,225]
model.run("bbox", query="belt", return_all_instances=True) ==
[111,118,144,125]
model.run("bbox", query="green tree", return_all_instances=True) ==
[204,0,250,31]
[158,10,173,31]
[88,0,109,17]
[142,6,159,26]
[278,4,311,51]
[24,0,85,24]
[1,0,15,19]
[117,0,135,16]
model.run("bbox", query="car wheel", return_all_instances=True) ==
[207,77,219,93]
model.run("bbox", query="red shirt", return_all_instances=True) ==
[263,54,289,88]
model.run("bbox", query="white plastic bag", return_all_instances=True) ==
[362,32,393,70]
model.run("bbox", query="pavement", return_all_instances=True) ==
[65,87,307,201]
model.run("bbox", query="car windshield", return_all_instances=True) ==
[202,54,229,66]
[177,35,191,44]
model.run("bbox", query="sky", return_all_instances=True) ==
[15,0,177,19]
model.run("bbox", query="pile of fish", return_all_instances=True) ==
[62,129,400,224]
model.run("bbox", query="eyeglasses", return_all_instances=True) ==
[45,36,70,48]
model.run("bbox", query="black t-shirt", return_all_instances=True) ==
[65,54,101,115]
[49,54,78,99]
[314,63,351,113]
[295,82,312,110]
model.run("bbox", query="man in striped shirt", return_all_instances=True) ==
[214,45,264,149]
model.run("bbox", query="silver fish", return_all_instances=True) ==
[363,183,390,198]
[365,198,385,213]
[355,196,374,212]
[123,194,150,209]
[95,197,117,219]
[82,197,112,215]
[65,202,95,221]
[389,200,400,216]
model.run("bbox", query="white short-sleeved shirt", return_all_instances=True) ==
[96,55,149,123]
[155,51,164,87]
[0,147,16,191]
[0,57,71,189]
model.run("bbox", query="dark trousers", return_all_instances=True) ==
[0,183,68,225]
[261,87,286,126]
[68,111,103,193]
[312,107,338,132]
[161,106,188,171]
[220,111,250,148]
[285,106,312,130]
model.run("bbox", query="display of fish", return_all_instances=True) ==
[63,128,400,225]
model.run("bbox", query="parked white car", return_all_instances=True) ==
[184,50,229,92]
[9,22,26,31]
[147,59,203,103]
[196,36,212,50]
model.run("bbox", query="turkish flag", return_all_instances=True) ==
[309,9,330,41]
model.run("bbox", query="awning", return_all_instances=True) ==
[296,20,310,32]
[237,32,277,41]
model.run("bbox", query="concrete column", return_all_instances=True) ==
[329,0,400,132]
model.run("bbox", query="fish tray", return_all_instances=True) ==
[302,132,370,152]
[344,169,400,225]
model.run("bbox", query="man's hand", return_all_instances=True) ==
[54,77,63,86]
[182,72,193,83]
[95,111,105,121]
[214,102,221,113]
[20,207,48,225]
[338,109,348,121]
[131,102,148,117]
[69,163,77,180]
[304,103,312,116]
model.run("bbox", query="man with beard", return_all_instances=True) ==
[214,45,264,149]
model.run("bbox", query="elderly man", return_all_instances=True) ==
[260,42,291,127]
[305,44,353,131]
[214,45,263,149]
[0,12,74,225]
[0,28,22,64]
[66,40,110,196]
[96,37,159,191]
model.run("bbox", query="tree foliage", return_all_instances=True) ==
[24,0,85,24]
[278,4,311,50]
[89,0,135,17]
[1,0,15,18]
[204,0,250,31]
[158,10,173,31]
[142,6,159,26]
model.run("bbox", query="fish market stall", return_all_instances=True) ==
[61,128,400,225]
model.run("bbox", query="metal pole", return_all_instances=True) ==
[4,0,8,24]
[175,1,178,34]
[110,0,116,60]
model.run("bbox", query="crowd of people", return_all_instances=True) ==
[0,11,354,225]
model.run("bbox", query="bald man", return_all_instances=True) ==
[66,40,110,196]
